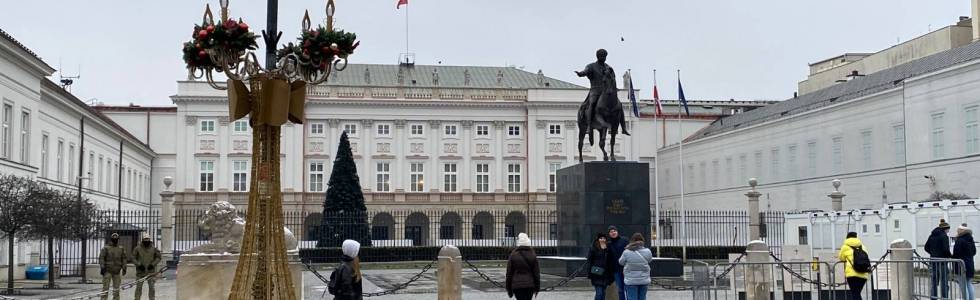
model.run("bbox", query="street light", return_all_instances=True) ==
[181,1,358,299]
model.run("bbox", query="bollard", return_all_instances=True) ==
[828,179,845,211]
[746,178,762,241]
[438,245,462,300]
[889,239,913,300]
[744,240,771,300]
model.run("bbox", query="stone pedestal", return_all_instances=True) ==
[176,253,304,300]
[437,245,462,300]
[544,161,650,276]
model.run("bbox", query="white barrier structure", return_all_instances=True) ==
[784,199,977,268]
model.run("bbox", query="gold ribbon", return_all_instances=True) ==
[227,77,306,126]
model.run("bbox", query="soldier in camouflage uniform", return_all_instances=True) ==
[133,233,161,300]
[99,233,128,300]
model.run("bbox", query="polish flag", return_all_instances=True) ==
[397,0,408,9]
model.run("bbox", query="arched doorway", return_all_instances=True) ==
[371,212,395,241]
[471,212,495,240]
[404,212,430,246]
[505,211,527,239]
[439,212,462,240]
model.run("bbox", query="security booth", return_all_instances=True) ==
[104,223,146,253]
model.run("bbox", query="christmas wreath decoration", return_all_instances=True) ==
[182,18,258,70]
[277,26,359,71]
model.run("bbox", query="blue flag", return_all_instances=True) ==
[628,75,640,118]
[678,79,690,116]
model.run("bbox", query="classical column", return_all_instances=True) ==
[160,176,176,259]
[461,121,473,193]
[493,121,505,194]
[429,120,441,193]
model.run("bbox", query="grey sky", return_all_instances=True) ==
[0,0,969,105]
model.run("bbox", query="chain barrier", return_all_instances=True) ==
[539,261,588,292]
[462,257,588,292]
[52,266,170,300]
[462,258,504,289]
[712,252,746,281]
[304,259,437,298]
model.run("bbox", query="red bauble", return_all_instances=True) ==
[198,50,207,59]
[198,30,209,39]
[206,25,215,32]
[225,20,238,29]
[238,23,248,31]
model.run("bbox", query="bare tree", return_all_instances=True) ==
[65,198,107,283]
[24,187,74,289]
[0,175,39,295]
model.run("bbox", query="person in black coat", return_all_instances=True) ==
[925,219,952,298]
[606,226,629,300]
[954,223,977,300]
[330,240,363,300]
[587,233,614,300]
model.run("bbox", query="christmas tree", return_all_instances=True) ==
[317,131,372,247]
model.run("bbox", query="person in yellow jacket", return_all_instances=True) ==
[838,232,870,300]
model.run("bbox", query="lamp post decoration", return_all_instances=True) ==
[180,1,358,299]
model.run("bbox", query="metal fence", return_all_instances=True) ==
[38,210,160,277]
[656,210,787,257]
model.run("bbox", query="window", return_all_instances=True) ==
[443,163,457,192]
[309,162,325,192]
[711,160,719,189]
[548,124,562,136]
[232,160,248,192]
[472,225,485,240]
[57,141,64,182]
[798,226,808,245]
[770,148,780,181]
[199,120,215,134]
[787,145,797,180]
[968,106,979,154]
[199,161,215,191]
[753,151,762,181]
[88,153,94,188]
[107,161,113,192]
[738,154,747,182]
[807,141,817,177]
[343,123,358,135]
[832,137,843,173]
[444,124,457,136]
[410,163,425,192]
[507,163,522,192]
[1,103,11,159]
[376,162,391,192]
[931,112,945,159]
[475,164,490,193]
[410,124,424,136]
[725,157,733,187]
[893,125,905,165]
[98,156,104,191]
[376,124,390,136]
[440,225,455,240]
[861,130,873,169]
[476,125,489,136]
[372,226,389,240]
[40,134,49,177]
[233,120,248,133]
[19,111,29,162]
[549,162,561,192]
[309,122,325,135]
[68,144,75,183]
[508,125,521,137]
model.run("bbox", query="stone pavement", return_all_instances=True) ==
[1,267,697,299]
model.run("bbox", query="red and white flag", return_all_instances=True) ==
[397,0,408,9]
[653,84,664,116]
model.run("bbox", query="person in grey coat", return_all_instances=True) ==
[618,233,653,300]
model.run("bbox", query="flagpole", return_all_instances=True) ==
[653,69,661,257]
[405,2,410,54]
[677,69,686,262]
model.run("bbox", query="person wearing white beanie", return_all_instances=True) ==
[328,239,363,300]
[517,232,532,247]
[506,233,540,300]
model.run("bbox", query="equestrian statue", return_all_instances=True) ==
[575,49,630,162]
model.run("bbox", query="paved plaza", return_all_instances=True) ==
[2,267,700,300]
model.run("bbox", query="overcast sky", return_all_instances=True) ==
[0,0,970,105]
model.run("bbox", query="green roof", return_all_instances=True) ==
[321,63,584,89]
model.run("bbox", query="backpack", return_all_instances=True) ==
[327,266,342,295]
[850,245,872,273]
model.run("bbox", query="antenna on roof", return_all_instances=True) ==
[58,59,81,92]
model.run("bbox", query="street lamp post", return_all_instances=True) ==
[182,1,358,299]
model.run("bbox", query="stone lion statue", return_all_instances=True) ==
[187,201,299,254]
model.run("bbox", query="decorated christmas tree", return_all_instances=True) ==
[317,132,372,247]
